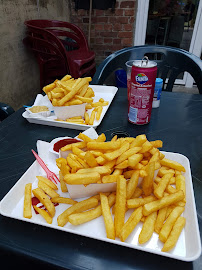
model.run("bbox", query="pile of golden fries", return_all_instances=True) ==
[43,75,94,107]
[24,133,186,253]
[42,74,109,125]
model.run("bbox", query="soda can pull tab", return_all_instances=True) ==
[141,56,149,67]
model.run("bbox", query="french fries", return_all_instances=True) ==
[161,216,186,252]
[64,172,100,185]
[32,188,55,217]
[38,180,60,199]
[154,173,174,199]
[36,176,58,190]
[43,74,109,126]
[51,197,77,205]
[142,190,185,216]
[142,161,155,196]
[138,211,157,244]
[68,193,116,226]
[159,206,184,242]
[120,206,143,242]
[23,132,187,254]
[23,183,32,219]
[34,206,53,224]
[114,177,127,237]
[58,197,99,227]
[100,193,115,240]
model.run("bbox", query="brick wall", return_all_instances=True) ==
[70,0,136,65]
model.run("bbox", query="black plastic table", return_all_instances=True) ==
[0,89,202,270]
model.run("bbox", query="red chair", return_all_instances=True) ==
[24,20,96,79]
[23,31,69,89]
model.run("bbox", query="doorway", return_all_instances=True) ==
[134,0,202,87]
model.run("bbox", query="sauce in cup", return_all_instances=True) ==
[53,138,80,152]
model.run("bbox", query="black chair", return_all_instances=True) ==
[91,45,202,94]
[0,103,15,121]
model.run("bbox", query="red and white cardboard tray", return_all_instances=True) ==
[0,128,201,261]
[22,85,118,130]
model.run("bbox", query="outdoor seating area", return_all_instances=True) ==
[0,1,202,270]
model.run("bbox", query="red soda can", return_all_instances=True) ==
[128,56,157,125]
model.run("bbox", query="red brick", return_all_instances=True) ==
[91,31,99,38]
[119,17,129,24]
[71,8,77,16]
[104,24,113,31]
[95,38,103,44]
[94,24,104,31]
[104,51,113,57]
[83,17,89,23]
[113,38,122,45]
[129,17,135,23]
[104,9,114,16]
[91,9,96,16]
[100,31,118,38]
[72,17,82,24]
[95,10,105,16]
[118,31,132,38]
[115,1,120,9]
[91,17,98,23]
[93,44,104,50]
[124,8,135,16]
[96,17,108,23]
[90,38,95,45]
[81,24,88,32]
[115,8,124,16]
[113,23,122,31]
[108,17,118,24]
[122,38,133,46]
[111,44,123,51]
[104,38,113,44]
[120,1,135,8]
[77,9,87,16]
[123,24,133,31]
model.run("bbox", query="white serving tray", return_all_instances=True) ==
[22,85,118,130]
[0,152,201,262]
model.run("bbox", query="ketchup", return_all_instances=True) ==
[53,138,80,152]
[32,197,59,214]
[32,197,45,214]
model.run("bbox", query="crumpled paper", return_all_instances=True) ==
[33,94,54,110]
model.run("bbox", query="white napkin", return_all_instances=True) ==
[78,126,99,140]
[25,94,54,120]
[36,140,59,175]
[33,94,54,110]
[36,127,99,175]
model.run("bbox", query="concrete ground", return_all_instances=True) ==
[172,85,199,94]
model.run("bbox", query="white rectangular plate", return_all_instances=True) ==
[0,151,201,261]
[22,85,118,130]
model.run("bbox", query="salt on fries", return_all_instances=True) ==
[23,133,187,253]
[43,74,109,125]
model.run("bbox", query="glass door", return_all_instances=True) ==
[134,0,202,87]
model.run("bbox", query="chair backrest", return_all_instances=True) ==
[23,34,68,87]
[24,26,70,68]
[24,20,90,52]
[92,45,202,93]
[23,34,65,63]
